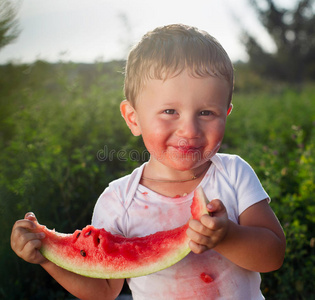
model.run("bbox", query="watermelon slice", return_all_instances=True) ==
[36,186,208,278]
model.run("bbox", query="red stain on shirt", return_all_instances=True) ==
[142,192,148,195]
[200,272,214,283]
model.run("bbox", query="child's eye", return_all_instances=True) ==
[164,109,176,114]
[199,110,213,116]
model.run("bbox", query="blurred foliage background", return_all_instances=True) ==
[0,0,315,299]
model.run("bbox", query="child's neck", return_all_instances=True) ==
[140,161,211,197]
[139,178,204,198]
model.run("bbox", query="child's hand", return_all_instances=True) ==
[187,199,229,254]
[11,212,47,265]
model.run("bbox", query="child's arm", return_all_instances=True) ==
[187,199,286,273]
[11,213,124,300]
[41,261,124,300]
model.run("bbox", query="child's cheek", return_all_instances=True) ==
[143,133,166,157]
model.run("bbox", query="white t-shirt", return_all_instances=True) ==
[92,154,269,300]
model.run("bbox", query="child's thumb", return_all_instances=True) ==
[24,212,37,222]
[207,199,226,215]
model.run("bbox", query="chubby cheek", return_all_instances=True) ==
[212,127,225,147]
[140,119,172,154]
[142,132,166,159]
[143,133,186,170]
[204,123,226,156]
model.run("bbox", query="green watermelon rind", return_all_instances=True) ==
[38,186,208,279]
[40,239,191,278]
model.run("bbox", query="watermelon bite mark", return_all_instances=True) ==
[36,186,208,279]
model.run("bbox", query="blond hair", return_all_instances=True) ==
[124,24,234,106]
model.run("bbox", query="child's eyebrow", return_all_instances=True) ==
[161,101,180,106]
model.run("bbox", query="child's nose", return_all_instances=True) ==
[176,117,199,139]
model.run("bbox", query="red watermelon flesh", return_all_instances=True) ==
[36,186,208,278]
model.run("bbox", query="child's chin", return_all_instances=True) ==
[165,160,206,172]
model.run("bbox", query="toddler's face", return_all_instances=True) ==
[131,70,231,172]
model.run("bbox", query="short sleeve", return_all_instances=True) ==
[91,184,126,236]
[91,163,145,237]
[229,155,270,215]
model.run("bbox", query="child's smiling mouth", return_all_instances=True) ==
[172,145,202,154]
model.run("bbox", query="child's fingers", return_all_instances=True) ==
[12,219,37,234]
[190,214,221,233]
[11,214,47,264]
[187,212,229,251]
[207,199,226,215]
[19,231,45,246]
[12,227,44,249]
[189,240,208,254]
[189,218,214,235]
[11,218,45,253]
[17,237,45,264]
[11,213,40,236]
[200,214,226,231]
[23,238,43,254]
[11,229,46,263]
[187,221,213,245]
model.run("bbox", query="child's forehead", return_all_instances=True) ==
[136,70,231,105]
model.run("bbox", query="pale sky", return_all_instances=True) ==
[0,0,293,64]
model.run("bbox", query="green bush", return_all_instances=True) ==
[0,61,314,299]
[0,61,137,299]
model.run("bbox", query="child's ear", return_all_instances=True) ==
[120,100,141,136]
[227,104,233,116]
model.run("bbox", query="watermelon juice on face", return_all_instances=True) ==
[123,69,229,180]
